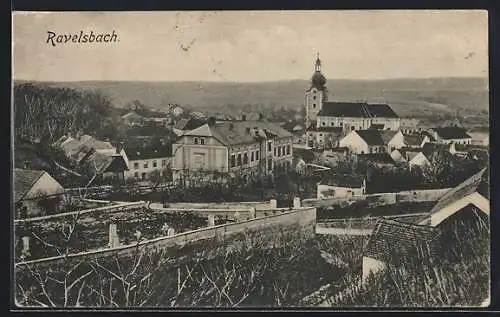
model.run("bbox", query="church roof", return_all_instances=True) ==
[317,102,399,118]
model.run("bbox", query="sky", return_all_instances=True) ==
[13,10,488,82]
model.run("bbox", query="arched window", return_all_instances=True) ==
[313,103,316,109]
[243,153,248,165]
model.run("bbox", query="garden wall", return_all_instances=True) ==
[159,201,272,210]
[16,207,317,268]
[302,188,451,208]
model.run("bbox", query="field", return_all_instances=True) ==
[15,207,220,261]
[16,77,488,127]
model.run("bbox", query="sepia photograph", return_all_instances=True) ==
[12,10,490,308]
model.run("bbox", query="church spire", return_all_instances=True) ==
[315,52,321,72]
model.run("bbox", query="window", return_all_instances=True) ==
[144,162,148,168]
[286,145,291,155]
[243,153,249,164]
[278,147,282,157]
[351,126,355,131]
[152,161,157,168]
[194,137,199,145]
[230,154,236,168]
[319,133,323,137]
[268,142,272,152]
[162,160,167,167]
[322,122,326,126]
[200,138,205,145]
[134,162,139,169]
[237,154,242,166]
[251,151,254,162]
[268,158,273,171]
[313,103,316,108]
[134,172,139,178]
[331,122,334,126]
[313,95,316,100]
[141,172,146,180]
[255,150,259,161]
[274,147,277,156]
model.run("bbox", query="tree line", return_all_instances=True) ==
[14,83,120,144]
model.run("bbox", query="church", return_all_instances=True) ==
[304,54,401,148]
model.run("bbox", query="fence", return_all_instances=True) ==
[14,201,147,224]
[15,207,317,268]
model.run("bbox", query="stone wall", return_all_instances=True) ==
[16,207,316,268]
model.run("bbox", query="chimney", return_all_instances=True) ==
[258,113,264,121]
[67,132,72,139]
[241,114,247,121]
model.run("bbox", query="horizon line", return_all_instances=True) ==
[13,75,488,84]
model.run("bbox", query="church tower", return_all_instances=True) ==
[305,53,328,127]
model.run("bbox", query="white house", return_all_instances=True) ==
[419,167,489,227]
[317,175,366,199]
[14,168,66,218]
[124,145,172,181]
[427,127,472,145]
[339,130,404,154]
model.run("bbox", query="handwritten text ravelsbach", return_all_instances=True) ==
[46,30,119,47]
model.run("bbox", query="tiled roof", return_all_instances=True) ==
[174,117,206,131]
[318,102,399,118]
[125,145,172,160]
[429,167,488,215]
[59,135,115,163]
[404,134,427,147]
[84,152,129,174]
[379,130,398,144]
[432,127,471,140]
[320,173,365,188]
[186,121,293,146]
[421,142,451,157]
[14,168,46,202]
[364,218,440,264]
[356,130,385,146]
[358,153,395,165]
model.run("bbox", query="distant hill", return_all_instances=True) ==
[14,77,489,119]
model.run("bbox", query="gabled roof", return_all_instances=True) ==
[184,121,293,146]
[318,102,371,117]
[431,127,471,140]
[358,153,395,165]
[355,130,385,146]
[320,173,365,188]
[14,168,46,202]
[318,102,399,118]
[404,134,428,147]
[364,218,440,264]
[125,145,172,160]
[421,142,451,157]
[59,135,115,163]
[379,130,399,144]
[429,167,489,215]
[173,117,206,131]
[84,152,129,174]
